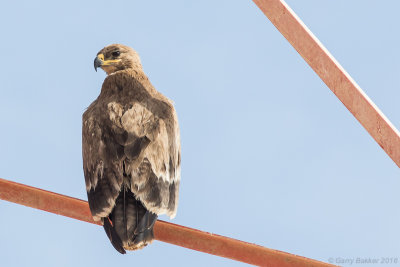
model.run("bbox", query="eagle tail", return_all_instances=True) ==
[109,187,158,251]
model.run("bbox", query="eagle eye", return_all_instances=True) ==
[112,51,120,57]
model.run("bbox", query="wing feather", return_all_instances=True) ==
[117,101,180,218]
[82,71,180,221]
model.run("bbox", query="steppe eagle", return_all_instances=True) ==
[82,44,181,253]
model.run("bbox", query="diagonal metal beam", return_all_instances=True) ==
[0,178,334,267]
[253,0,400,168]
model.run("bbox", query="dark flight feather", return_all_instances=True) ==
[103,217,126,254]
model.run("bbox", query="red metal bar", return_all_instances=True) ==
[253,0,400,168]
[0,178,334,266]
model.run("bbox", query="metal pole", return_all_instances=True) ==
[0,178,334,267]
[253,0,400,168]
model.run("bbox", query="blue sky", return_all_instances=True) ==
[0,1,399,266]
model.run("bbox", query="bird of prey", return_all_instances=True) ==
[82,44,181,254]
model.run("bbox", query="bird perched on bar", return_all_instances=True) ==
[82,44,181,254]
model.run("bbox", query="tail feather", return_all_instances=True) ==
[133,210,158,245]
[105,187,157,252]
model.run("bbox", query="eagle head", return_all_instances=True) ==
[94,44,142,75]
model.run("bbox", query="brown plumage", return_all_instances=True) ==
[82,44,181,253]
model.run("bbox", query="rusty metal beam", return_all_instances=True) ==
[0,178,334,267]
[253,0,400,168]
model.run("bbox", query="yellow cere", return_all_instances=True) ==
[97,53,105,61]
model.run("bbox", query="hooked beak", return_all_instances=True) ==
[94,54,103,72]
[94,53,121,72]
